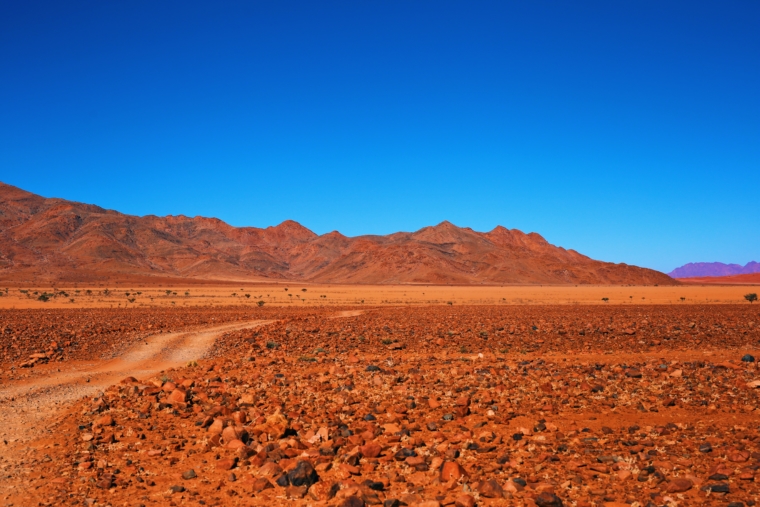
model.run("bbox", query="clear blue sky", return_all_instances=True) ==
[1,1,758,273]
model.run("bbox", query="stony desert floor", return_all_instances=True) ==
[1,293,759,507]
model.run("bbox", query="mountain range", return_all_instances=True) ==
[668,261,760,279]
[0,182,675,285]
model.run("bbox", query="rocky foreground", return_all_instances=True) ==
[2,304,760,507]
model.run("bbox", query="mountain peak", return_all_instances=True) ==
[268,220,317,239]
[669,261,760,278]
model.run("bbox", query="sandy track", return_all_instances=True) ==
[0,319,272,444]
[329,309,366,318]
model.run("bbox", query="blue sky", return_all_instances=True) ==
[1,1,758,273]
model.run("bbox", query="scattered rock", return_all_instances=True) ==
[455,494,476,507]
[441,461,467,481]
[287,460,319,488]
[477,479,504,498]
[666,478,692,493]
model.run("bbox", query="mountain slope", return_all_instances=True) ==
[669,261,760,278]
[0,182,675,285]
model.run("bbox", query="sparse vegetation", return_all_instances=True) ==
[745,293,758,304]
[602,297,609,302]
[257,300,265,307]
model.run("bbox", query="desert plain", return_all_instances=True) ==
[1,284,759,507]
[0,283,756,309]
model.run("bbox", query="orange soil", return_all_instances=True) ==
[678,273,760,285]
[0,283,754,309]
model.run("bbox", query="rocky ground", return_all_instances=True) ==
[1,304,759,507]
[0,307,304,369]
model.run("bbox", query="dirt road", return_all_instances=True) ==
[0,319,272,445]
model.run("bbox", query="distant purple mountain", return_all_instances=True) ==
[669,261,760,278]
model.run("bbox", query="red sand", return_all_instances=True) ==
[678,273,760,285]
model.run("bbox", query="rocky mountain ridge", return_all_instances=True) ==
[0,182,675,285]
